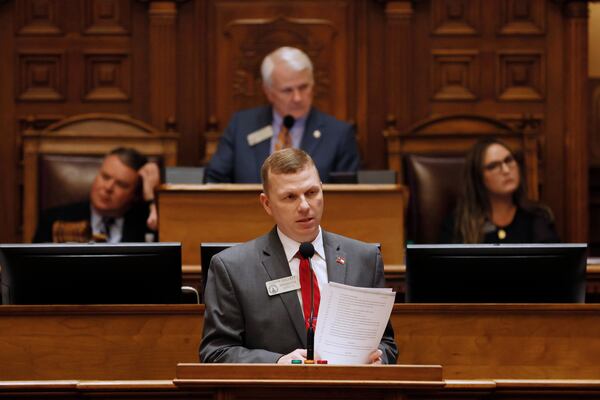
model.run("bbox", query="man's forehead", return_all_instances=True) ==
[268,167,320,191]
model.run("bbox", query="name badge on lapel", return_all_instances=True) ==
[247,125,273,146]
[265,275,300,296]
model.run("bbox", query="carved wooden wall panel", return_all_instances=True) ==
[0,0,592,245]
[0,0,145,241]
[82,0,130,35]
[431,0,480,35]
[17,50,66,101]
[15,0,64,36]
[208,1,352,133]
[497,0,545,35]
[83,51,131,101]
[496,50,545,101]
[431,49,479,101]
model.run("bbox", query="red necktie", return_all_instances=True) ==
[299,254,320,329]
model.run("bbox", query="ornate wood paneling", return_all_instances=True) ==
[496,50,545,101]
[431,0,480,35]
[82,0,130,35]
[431,49,479,101]
[0,0,593,245]
[83,50,131,101]
[15,0,64,36]
[497,0,546,35]
[16,50,66,101]
[208,1,351,131]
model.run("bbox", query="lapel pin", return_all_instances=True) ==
[336,256,345,265]
[313,130,321,139]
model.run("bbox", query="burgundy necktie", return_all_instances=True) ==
[299,254,320,329]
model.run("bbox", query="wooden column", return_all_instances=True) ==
[384,0,413,129]
[0,1,17,242]
[563,1,589,243]
[148,1,177,130]
[383,1,413,175]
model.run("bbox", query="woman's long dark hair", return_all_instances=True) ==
[454,137,550,243]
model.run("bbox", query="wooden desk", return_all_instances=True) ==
[1,304,599,381]
[0,305,202,380]
[0,377,600,400]
[157,183,407,267]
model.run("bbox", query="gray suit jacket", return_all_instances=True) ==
[199,227,398,364]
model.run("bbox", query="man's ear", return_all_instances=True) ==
[259,192,273,216]
[263,84,274,104]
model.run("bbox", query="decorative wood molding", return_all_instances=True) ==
[496,50,545,101]
[431,49,479,101]
[563,0,589,242]
[148,1,178,130]
[16,50,66,102]
[82,50,131,101]
[497,0,546,36]
[222,15,338,113]
[385,1,414,130]
[82,0,131,35]
[15,0,64,36]
[431,0,480,36]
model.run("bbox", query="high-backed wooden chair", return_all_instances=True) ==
[384,114,539,243]
[22,113,179,242]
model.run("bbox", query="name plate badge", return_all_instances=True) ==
[247,125,273,146]
[266,275,300,296]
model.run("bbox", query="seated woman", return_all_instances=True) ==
[439,137,559,243]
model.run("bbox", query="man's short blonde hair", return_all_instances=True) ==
[261,148,316,193]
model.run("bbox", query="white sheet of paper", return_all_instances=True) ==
[314,281,395,365]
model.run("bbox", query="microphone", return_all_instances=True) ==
[299,242,316,360]
[283,115,295,130]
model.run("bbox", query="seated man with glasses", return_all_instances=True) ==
[438,137,559,244]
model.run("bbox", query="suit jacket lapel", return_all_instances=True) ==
[300,108,321,156]
[260,227,307,346]
[323,231,348,285]
[252,107,273,179]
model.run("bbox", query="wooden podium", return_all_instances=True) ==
[174,363,444,399]
[157,184,408,267]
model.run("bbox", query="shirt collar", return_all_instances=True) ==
[276,226,325,262]
[272,109,308,130]
[90,205,124,233]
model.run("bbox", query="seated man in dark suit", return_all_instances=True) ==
[200,148,397,364]
[204,46,360,183]
[33,147,160,243]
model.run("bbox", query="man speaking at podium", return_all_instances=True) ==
[204,46,360,183]
[200,148,397,364]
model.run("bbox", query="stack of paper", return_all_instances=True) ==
[314,282,395,364]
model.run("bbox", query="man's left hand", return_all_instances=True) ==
[368,349,383,365]
[138,162,160,201]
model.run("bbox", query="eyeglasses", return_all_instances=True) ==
[482,155,517,173]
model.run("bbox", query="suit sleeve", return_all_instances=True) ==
[204,116,238,183]
[333,122,360,173]
[373,248,399,364]
[32,212,54,243]
[199,254,283,363]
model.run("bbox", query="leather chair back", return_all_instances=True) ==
[23,113,178,242]
[384,114,539,244]
[404,154,465,243]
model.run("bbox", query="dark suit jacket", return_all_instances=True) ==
[204,106,360,183]
[199,227,398,364]
[32,201,153,243]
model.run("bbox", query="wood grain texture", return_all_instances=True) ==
[157,183,407,266]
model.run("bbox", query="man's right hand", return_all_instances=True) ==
[277,349,307,364]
